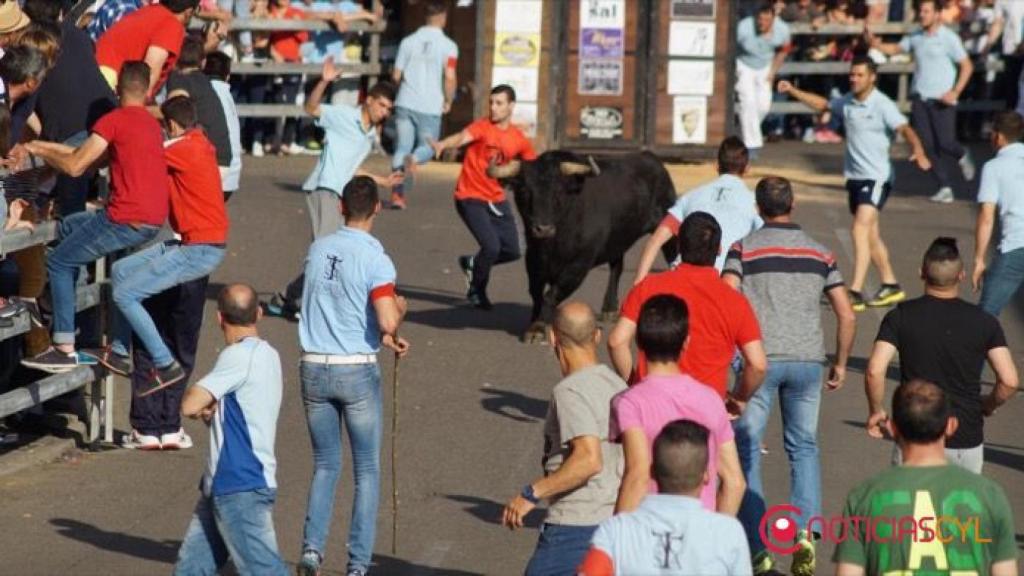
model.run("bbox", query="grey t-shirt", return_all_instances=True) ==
[542,364,627,526]
[723,222,844,362]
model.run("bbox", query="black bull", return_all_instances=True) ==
[488,150,678,343]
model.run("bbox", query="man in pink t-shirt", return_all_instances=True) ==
[610,294,746,515]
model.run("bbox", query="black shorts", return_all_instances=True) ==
[846,179,891,214]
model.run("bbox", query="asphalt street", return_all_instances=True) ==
[0,143,1022,575]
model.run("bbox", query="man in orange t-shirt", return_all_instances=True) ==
[430,84,537,309]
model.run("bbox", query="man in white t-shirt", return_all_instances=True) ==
[388,0,457,208]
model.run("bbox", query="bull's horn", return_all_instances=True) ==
[587,155,601,176]
[559,161,593,176]
[487,159,522,179]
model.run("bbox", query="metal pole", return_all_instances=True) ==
[390,349,400,556]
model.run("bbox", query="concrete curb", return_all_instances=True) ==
[0,434,78,479]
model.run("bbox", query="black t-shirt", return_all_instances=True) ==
[166,70,232,167]
[876,295,1007,449]
[34,20,117,142]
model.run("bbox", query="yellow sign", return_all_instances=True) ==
[494,32,541,67]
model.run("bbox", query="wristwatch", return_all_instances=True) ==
[521,484,540,504]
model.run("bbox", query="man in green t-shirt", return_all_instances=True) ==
[834,380,1018,575]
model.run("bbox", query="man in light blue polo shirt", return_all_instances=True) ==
[296,176,409,576]
[974,112,1024,317]
[779,56,930,312]
[633,137,761,283]
[735,2,790,157]
[870,0,975,203]
[577,420,752,576]
[175,283,286,576]
[265,57,403,319]
[389,0,458,209]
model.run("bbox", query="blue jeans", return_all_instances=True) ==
[524,523,598,576]
[978,247,1024,317]
[217,0,251,50]
[300,362,382,573]
[734,361,823,555]
[47,210,158,346]
[174,488,286,576]
[110,241,225,367]
[392,106,442,170]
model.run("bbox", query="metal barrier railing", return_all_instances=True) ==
[0,222,113,445]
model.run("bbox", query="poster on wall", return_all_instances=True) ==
[672,96,707,144]
[667,60,714,95]
[495,0,543,33]
[512,102,539,137]
[580,0,625,29]
[580,28,624,59]
[495,32,541,67]
[668,21,715,57]
[670,0,715,19]
[578,59,623,95]
[492,65,539,101]
[580,106,624,139]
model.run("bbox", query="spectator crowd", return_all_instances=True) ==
[0,1,1020,576]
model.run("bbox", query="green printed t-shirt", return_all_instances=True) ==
[833,465,1017,575]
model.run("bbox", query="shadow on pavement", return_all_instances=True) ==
[836,355,902,381]
[480,388,547,423]
[984,445,1024,473]
[404,303,530,337]
[444,494,543,529]
[50,518,181,564]
[370,554,485,576]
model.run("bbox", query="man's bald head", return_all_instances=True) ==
[218,283,259,327]
[552,301,598,349]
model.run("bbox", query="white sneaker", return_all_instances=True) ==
[160,428,193,450]
[929,187,955,204]
[251,142,264,158]
[284,142,306,156]
[122,430,161,450]
[959,151,976,181]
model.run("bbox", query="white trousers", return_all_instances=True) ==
[735,60,773,150]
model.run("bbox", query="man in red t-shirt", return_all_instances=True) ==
[21,62,169,374]
[430,84,537,309]
[83,95,228,398]
[608,212,768,417]
[95,0,197,99]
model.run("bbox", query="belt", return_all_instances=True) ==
[301,353,377,365]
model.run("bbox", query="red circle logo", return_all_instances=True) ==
[759,504,802,555]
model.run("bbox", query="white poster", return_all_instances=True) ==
[578,59,623,95]
[495,0,543,33]
[668,21,715,58]
[512,102,538,137]
[667,59,714,95]
[672,96,707,144]
[580,0,625,29]
[492,66,539,101]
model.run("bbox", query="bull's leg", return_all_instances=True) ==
[600,256,624,323]
[522,246,548,344]
[525,263,592,344]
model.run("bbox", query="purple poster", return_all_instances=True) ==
[580,28,624,59]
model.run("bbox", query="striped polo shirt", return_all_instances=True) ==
[722,222,843,362]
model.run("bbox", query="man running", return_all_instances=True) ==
[867,0,975,204]
[430,84,537,310]
[778,56,930,311]
[735,2,790,159]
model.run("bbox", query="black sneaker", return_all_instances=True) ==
[262,292,300,321]
[867,284,906,308]
[137,361,186,397]
[21,347,96,374]
[0,299,25,320]
[467,290,493,311]
[458,255,474,288]
[10,297,45,328]
[849,290,866,313]
[80,346,132,376]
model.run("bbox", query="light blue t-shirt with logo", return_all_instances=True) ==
[666,173,762,271]
[302,104,376,196]
[300,226,397,356]
[200,337,283,497]
[978,142,1024,254]
[830,89,908,182]
[899,26,968,99]
[590,494,752,575]
[394,26,459,116]
[736,16,790,70]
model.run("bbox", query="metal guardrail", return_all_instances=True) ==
[0,222,113,444]
[232,62,381,76]
[191,17,384,33]
[788,22,913,35]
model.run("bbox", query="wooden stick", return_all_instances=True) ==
[390,348,400,556]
